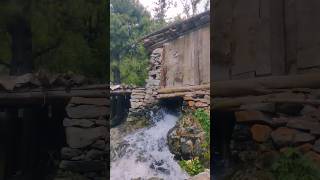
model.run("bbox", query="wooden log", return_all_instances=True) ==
[158,84,210,94]
[213,95,320,110]
[157,92,189,99]
[213,73,320,97]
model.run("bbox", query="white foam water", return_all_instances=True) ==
[110,110,189,180]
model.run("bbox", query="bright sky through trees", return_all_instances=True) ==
[139,0,208,20]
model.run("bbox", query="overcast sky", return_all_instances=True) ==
[138,0,208,20]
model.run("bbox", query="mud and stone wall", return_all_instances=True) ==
[230,89,320,169]
[129,47,210,118]
[57,97,108,179]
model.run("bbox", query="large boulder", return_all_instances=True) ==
[271,127,315,147]
[167,114,206,159]
[66,105,107,119]
[66,127,107,148]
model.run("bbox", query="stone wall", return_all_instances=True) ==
[128,48,163,118]
[230,89,320,168]
[57,97,108,179]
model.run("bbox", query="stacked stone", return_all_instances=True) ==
[183,89,210,109]
[129,88,146,112]
[128,48,163,117]
[231,90,320,167]
[58,97,108,179]
[144,48,162,106]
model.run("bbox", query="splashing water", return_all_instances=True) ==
[111,109,189,180]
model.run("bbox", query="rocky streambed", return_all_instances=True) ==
[110,109,189,180]
[110,108,210,180]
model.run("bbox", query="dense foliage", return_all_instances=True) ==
[194,108,210,140]
[0,0,107,80]
[110,0,155,85]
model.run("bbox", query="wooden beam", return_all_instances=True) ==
[158,84,210,94]
[213,73,320,97]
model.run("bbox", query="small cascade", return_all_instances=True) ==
[110,109,189,180]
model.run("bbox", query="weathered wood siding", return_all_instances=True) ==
[213,0,320,82]
[162,25,210,88]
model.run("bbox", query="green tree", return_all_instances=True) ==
[110,0,153,85]
[0,0,107,81]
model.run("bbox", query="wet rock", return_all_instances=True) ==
[66,105,107,119]
[250,124,272,142]
[271,127,315,147]
[66,127,107,148]
[61,147,82,159]
[167,113,206,159]
[181,140,194,155]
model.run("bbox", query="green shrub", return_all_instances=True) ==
[271,148,320,180]
[194,108,210,141]
[179,157,205,176]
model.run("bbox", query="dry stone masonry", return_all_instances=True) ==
[230,89,320,168]
[58,97,107,179]
[128,48,163,119]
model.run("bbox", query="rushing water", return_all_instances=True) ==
[110,109,189,180]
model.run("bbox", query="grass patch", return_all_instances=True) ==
[194,108,210,140]
[271,148,320,180]
[179,157,205,176]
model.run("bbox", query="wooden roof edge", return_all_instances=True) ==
[139,11,210,49]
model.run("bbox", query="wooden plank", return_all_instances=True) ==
[199,26,210,84]
[255,0,272,76]
[285,0,298,74]
[270,0,285,75]
[192,29,201,85]
[296,0,320,69]
[231,0,259,75]
[158,84,210,94]
[182,32,194,86]
[213,73,320,97]
[174,36,184,86]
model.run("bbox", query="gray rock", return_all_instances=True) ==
[286,116,320,131]
[63,118,94,128]
[61,147,82,159]
[92,140,106,150]
[59,160,105,172]
[66,127,107,148]
[271,127,315,147]
[66,105,107,119]
[70,97,108,106]
[85,149,105,160]
[240,103,275,113]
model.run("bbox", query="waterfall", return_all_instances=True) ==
[110,109,189,180]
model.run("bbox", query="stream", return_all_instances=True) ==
[110,109,189,180]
